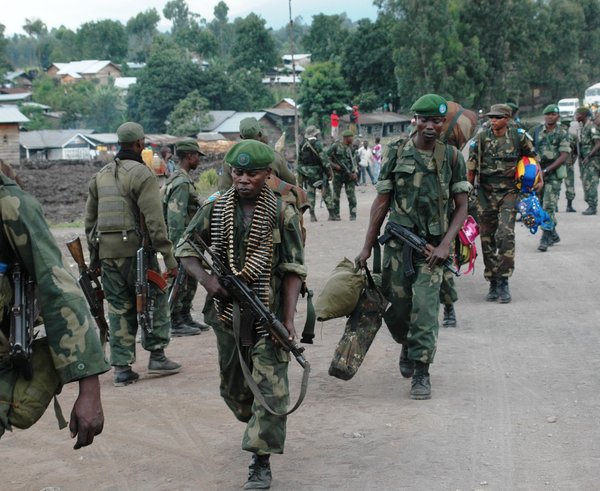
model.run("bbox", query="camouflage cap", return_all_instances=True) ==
[411,94,448,117]
[305,125,321,138]
[225,140,274,170]
[176,139,205,155]
[342,129,354,138]
[485,104,512,118]
[543,104,560,115]
[576,106,591,115]
[117,122,144,143]
[239,117,262,139]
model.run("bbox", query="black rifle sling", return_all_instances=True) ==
[231,302,310,417]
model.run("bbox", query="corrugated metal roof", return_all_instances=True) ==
[52,60,115,76]
[264,107,295,117]
[0,92,31,102]
[0,105,29,123]
[197,132,226,141]
[204,111,236,132]
[20,129,95,149]
[86,133,119,145]
[212,112,267,134]
[114,77,136,89]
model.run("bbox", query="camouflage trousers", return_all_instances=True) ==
[476,187,518,280]
[168,269,198,318]
[562,163,576,201]
[101,256,171,366]
[213,325,290,455]
[299,174,322,212]
[581,158,600,208]
[540,176,562,226]
[329,173,357,219]
[381,243,443,363]
[439,271,458,306]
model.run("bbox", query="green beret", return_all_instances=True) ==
[176,139,205,155]
[117,122,144,143]
[410,94,448,117]
[543,104,559,115]
[576,106,591,115]
[225,140,274,170]
[239,117,262,139]
[342,129,354,138]
[485,104,512,118]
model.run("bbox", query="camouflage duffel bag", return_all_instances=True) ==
[329,266,388,381]
[315,258,365,322]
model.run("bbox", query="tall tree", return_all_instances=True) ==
[230,14,277,72]
[0,24,11,76]
[303,14,350,62]
[126,9,161,62]
[85,83,127,132]
[76,20,128,62]
[297,61,350,129]
[167,90,212,136]
[163,0,216,57]
[209,1,234,59]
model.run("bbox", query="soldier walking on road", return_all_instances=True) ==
[468,104,542,303]
[162,139,210,335]
[297,125,329,222]
[85,122,182,387]
[356,94,470,400]
[531,104,570,251]
[327,130,359,221]
[575,107,600,215]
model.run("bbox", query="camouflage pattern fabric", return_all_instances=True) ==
[579,121,600,208]
[0,174,109,383]
[162,168,201,317]
[563,162,576,201]
[297,138,328,212]
[439,271,458,305]
[176,191,306,455]
[468,127,535,280]
[101,256,171,366]
[327,141,358,218]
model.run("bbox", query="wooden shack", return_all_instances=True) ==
[0,106,29,164]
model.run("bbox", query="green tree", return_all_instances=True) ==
[297,61,350,130]
[209,1,234,59]
[0,24,12,76]
[126,9,161,62]
[163,0,217,57]
[167,90,212,136]
[76,20,128,62]
[23,18,47,38]
[230,14,277,72]
[303,14,350,62]
[19,104,52,130]
[84,83,127,132]
[48,26,79,63]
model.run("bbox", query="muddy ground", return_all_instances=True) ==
[3,167,600,491]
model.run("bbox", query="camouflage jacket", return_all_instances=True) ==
[175,192,306,321]
[468,126,535,191]
[297,138,327,180]
[161,168,200,247]
[0,174,109,384]
[578,120,600,159]
[531,123,571,169]
[84,158,177,269]
[376,138,471,241]
[327,142,358,179]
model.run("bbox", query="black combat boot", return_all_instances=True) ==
[486,278,499,301]
[148,349,182,375]
[442,304,457,327]
[182,312,210,332]
[310,211,317,222]
[566,200,576,212]
[410,362,431,400]
[537,230,552,252]
[171,315,201,337]
[399,344,414,378]
[113,366,139,387]
[497,278,511,304]
[244,453,272,489]
[582,206,597,215]
[550,228,560,245]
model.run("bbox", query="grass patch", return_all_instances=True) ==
[50,220,84,229]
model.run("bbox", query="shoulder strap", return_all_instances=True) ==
[432,141,448,231]
[443,107,465,143]
[533,126,542,154]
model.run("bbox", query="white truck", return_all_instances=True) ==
[558,98,580,118]
[583,82,600,107]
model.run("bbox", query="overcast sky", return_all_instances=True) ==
[3,0,379,36]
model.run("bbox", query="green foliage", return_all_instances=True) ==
[302,14,350,62]
[167,90,212,136]
[196,168,219,196]
[163,0,217,58]
[18,104,52,130]
[76,20,128,63]
[230,14,278,72]
[125,9,160,62]
[0,24,11,75]
[208,1,234,59]
[297,61,350,131]
[85,83,127,132]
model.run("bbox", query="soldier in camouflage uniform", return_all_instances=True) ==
[297,125,329,222]
[575,107,600,215]
[85,122,182,387]
[1,173,109,447]
[468,104,541,303]
[327,129,359,221]
[531,104,570,251]
[161,139,209,336]
[177,140,306,490]
[561,119,578,212]
[356,94,470,400]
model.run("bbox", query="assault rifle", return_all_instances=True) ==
[66,237,109,347]
[330,151,356,181]
[167,262,186,313]
[136,215,168,333]
[9,263,35,380]
[378,221,460,277]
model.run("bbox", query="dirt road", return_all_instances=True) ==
[3,181,600,491]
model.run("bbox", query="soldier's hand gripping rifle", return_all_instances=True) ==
[135,216,168,334]
[9,263,36,380]
[378,221,460,277]
[66,237,109,347]
[330,152,356,181]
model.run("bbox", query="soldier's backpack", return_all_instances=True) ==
[315,258,365,322]
[328,266,388,381]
